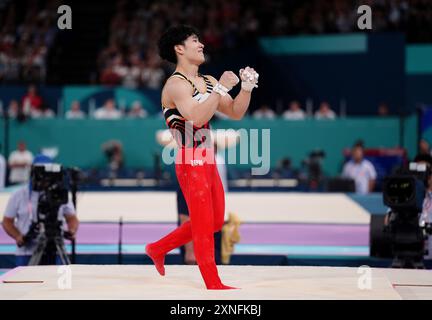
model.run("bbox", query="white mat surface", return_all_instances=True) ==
[0,192,371,224]
[0,265,405,300]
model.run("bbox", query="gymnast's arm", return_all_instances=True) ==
[207,75,251,120]
[165,71,239,127]
[166,77,222,127]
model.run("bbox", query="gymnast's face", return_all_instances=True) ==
[176,34,205,65]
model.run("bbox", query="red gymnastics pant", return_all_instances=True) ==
[146,147,236,290]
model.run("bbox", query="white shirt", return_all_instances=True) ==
[141,68,165,89]
[421,191,432,259]
[342,159,377,194]
[253,109,276,119]
[122,66,141,89]
[282,110,306,120]
[4,187,76,255]
[65,110,86,119]
[93,107,122,120]
[0,154,5,189]
[315,110,336,120]
[31,109,55,118]
[127,109,148,119]
[8,150,34,184]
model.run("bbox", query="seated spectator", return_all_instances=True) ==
[100,64,122,86]
[341,142,377,194]
[8,141,34,185]
[141,57,165,89]
[315,102,337,120]
[282,101,306,120]
[94,99,122,120]
[252,104,276,119]
[107,54,142,89]
[7,100,20,119]
[101,140,124,175]
[214,110,230,120]
[66,101,86,119]
[127,101,148,118]
[31,104,55,118]
[7,100,29,122]
[274,157,295,178]
[22,85,42,115]
[419,139,432,156]
[22,40,48,83]
[377,103,390,117]
[122,54,142,89]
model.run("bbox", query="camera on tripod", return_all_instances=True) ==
[300,150,325,190]
[23,162,80,265]
[383,161,432,268]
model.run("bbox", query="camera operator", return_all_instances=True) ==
[1,154,79,266]
[414,154,432,259]
[384,153,432,259]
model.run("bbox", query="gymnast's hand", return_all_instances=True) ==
[218,71,240,91]
[239,66,259,92]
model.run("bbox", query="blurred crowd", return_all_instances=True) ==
[3,85,151,120]
[3,85,393,120]
[250,100,390,120]
[0,0,60,84]
[0,0,430,87]
[96,0,427,89]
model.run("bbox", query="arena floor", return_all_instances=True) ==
[0,191,371,224]
[1,265,431,300]
[0,191,373,260]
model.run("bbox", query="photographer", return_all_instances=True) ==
[415,154,432,259]
[1,154,79,266]
[384,154,432,259]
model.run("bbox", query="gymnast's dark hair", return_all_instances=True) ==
[158,25,200,64]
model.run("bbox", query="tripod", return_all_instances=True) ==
[391,251,425,269]
[389,234,426,269]
[28,221,71,266]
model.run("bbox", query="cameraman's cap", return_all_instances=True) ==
[32,154,53,165]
